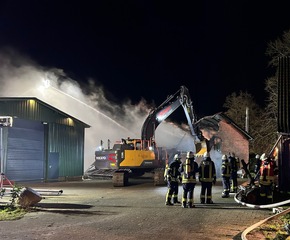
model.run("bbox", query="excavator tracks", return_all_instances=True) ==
[83,168,116,179]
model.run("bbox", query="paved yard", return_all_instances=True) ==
[0,178,272,240]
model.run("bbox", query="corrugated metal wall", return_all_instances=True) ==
[48,123,84,176]
[277,57,290,192]
[278,57,290,133]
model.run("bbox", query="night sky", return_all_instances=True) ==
[1,1,290,118]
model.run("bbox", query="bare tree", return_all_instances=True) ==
[266,29,290,67]
[261,76,279,149]
[223,91,263,153]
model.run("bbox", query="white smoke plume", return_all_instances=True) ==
[0,48,197,171]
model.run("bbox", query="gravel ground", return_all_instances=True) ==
[0,177,272,240]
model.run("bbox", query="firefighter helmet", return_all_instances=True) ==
[203,152,209,158]
[222,154,227,160]
[174,153,181,161]
[186,151,195,158]
[260,153,267,160]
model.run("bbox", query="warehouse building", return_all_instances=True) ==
[0,97,90,182]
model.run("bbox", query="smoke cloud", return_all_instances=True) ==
[0,48,197,171]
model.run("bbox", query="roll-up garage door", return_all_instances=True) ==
[6,119,44,181]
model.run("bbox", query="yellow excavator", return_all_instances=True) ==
[86,85,220,186]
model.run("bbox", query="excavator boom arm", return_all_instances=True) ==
[141,86,199,142]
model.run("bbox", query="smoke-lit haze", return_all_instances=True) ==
[0,49,197,171]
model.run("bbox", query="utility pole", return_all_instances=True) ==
[245,107,249,132]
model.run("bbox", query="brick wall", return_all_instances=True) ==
[217,121,249,163]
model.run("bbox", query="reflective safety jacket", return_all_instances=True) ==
[259,159,277,186]
[221,160,231,177]
[229,156,239,173]
[166,160,181,182]
[199,157,216,182]
[180,158,198,183]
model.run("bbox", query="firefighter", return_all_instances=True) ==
[229,152,240,193]
[258,153,278,204]
[180,151,198,208]
[221,154,231,198]
[199,152,216,204]
[165,153,182,206]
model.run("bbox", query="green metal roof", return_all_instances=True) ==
[0,97,90,128]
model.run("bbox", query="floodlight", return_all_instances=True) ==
[0,116,13,127]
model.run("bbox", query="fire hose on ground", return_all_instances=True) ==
[234,187,290,210]
[235,185,290,240]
